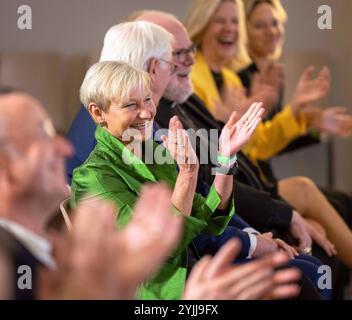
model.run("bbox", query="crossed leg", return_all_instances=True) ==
[278,176,352,268]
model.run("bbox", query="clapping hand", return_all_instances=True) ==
[218,102,265,157]
[161,116,199,173]
[291,66,330,116]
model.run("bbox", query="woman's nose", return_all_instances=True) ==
[139,107,153,120]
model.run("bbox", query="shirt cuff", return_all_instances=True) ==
[246,233,258,259]
[243,227,260,235]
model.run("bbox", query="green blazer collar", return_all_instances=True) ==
[95,126,157,183]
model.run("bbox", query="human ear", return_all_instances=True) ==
[88,103,107,127]
[147,58,160,80]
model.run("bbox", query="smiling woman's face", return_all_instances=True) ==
[201,1,239,65]
[103,85,156,143]
[247,2,283,57]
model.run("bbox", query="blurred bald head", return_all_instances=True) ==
[134,10,186,41]
[0,93,51,154]
[0,92,72,215]
[133,10,195,103]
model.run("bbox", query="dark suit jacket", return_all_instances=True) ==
[0,226,43,300]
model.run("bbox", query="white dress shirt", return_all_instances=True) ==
[0,217,56,269]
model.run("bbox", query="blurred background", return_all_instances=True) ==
[0,0,351,192]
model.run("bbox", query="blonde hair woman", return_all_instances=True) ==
[184,0,352,269]
[239,0,352,268]
[184,0,329,160]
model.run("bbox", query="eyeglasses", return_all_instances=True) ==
[158,59,178,75]
[172,43,197,64]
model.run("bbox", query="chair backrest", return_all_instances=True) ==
[59,197,72,232]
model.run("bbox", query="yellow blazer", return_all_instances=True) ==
[191,52,308,162]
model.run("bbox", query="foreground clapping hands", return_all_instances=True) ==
[39,183,183,299]
[183,239,301,300]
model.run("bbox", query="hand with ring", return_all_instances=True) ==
[218,102,265,158]
[161,116,199,173]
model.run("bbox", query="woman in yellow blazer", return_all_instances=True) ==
[184,0,330,163]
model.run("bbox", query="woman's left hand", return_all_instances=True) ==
[161,116,199,173]
[316,106,352,137]
[218,102,264,157]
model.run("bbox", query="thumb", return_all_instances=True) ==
[263,232,274,239]
[329,106,347,114]
[300,65,315,81]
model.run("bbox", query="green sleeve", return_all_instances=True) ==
[191,184,235,235]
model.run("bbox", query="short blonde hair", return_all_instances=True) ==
[184,0,251,70]
[80,61,150,112]
[243,0,287,61]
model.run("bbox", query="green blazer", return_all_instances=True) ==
[71,126,235,300]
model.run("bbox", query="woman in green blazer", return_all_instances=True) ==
[71,61,264,299]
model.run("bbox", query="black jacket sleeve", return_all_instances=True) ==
[234,182,293,232]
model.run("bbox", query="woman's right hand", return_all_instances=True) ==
[218,102,264,158]
[304,218,337,257]
[253,232,299,260]
[161,116,199,174]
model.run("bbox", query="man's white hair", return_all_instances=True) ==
[100,21,174,71]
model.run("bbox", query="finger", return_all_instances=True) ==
[275,240,296,259]
[326,240,337,256]
[248,106,265,128]
[319,66,331,82]
[229,268,274,299]
[205,239,241,279]
[300,65,315,81]
[224,111,239,130]
[168,116,178,145]
[263,232,274,239]
[239,102,259,125]
[330,106,348,114]
[186,256,212,288]
[246,116,263,138]
[267,284,300,300]
[234,278,274,300]
[243,102,261,124]
[317,237,335,257]
[161,135,168,148]
[211,252,282,289]
[273,268,301,285]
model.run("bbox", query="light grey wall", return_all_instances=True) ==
[0,0,190,55]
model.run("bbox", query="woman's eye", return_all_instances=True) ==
[214,17,226,24]
[123,103,137,109]
[144,97,152,103]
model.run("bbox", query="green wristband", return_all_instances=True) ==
[217,153,238,166]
